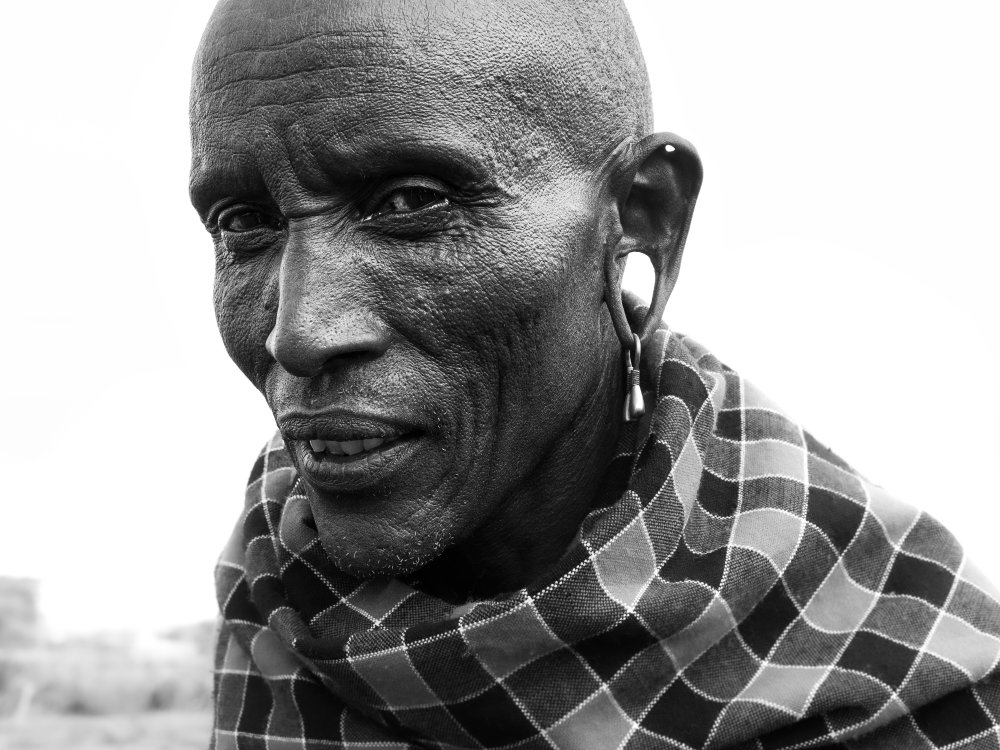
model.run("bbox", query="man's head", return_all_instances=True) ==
[189,0,700,590]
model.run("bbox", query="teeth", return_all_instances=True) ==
[309,437,390,456]
[341,439,364,456]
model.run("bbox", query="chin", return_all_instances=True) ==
[317,530,452,580]
[304,482,461,580]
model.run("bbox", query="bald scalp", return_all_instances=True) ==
[192,0,653,171]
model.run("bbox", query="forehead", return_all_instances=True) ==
[190,0,577,199]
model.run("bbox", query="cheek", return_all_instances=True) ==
[385,193,599,349]
[473,208,605,408]
[213,256,278,388]
[380,195,602,455]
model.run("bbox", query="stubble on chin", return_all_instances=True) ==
[311,503,456,580]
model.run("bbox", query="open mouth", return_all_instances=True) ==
[306,433,407,459]
[277,408,426,492]
[292,430,422,493]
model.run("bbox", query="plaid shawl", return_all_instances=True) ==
[213,327,1000,749]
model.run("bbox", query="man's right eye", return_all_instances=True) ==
[219,208,282,233]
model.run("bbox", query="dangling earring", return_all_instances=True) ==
[623,333,645,422]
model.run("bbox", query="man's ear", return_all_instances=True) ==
[604,132,703,348]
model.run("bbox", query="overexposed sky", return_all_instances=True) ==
[1,0,997,636]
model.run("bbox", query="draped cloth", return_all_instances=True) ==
[212,327,1000,749]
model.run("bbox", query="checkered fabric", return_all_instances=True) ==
[213,326,1000,749]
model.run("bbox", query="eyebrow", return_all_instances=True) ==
[190,131,499,218]
[300,122,498,184]
[189,150,268,219]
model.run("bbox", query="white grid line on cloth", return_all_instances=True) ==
[810,499,932,745]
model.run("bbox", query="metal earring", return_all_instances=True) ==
[623,333,645,422]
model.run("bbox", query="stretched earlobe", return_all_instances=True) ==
[604,132,703,352]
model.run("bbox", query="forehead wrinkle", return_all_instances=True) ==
[191,102,329,215]
[196,0,396,64]
[196,0,575,125]
[255,98,501,202]
[193,18,446,145]
[196,68,529,196]
[196,34,407,102]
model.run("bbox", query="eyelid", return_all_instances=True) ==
[206,200,283,232]
[360,176,452,221]
[202,200,231,231]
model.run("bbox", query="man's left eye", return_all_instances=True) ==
[365,186,448,220]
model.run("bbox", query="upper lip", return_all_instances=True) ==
[276,407,421,441]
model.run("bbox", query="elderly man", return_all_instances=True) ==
[190,1,1000,748]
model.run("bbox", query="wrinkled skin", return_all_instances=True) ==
[189,0,695,600]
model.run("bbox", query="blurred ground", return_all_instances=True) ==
[0,711,211,750]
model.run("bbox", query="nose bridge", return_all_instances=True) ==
[267,223,389,377]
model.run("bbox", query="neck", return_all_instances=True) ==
[407,335,625,603]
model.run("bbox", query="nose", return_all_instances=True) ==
[266,312,390,377]
[265,229,391,378]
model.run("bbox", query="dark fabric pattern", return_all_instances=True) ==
[212,329,1000,749]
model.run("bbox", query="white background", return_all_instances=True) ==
[1,0,997,635]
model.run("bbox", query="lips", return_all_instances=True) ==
[277,409,423,493]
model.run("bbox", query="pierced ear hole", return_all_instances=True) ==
[663,144,676,153]
[622,252,655,302]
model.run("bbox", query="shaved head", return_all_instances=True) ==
[192,0,652,177]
